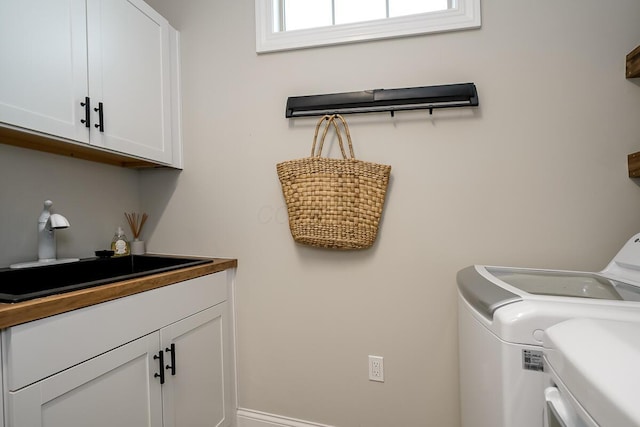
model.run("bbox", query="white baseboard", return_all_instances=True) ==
[236,408,336,427]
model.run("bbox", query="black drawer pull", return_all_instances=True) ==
[165,343,176,376]
[94,102,104,132]
[153,351,165,384]
[80,97,90,128]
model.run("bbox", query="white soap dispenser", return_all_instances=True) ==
[111,226,130,257]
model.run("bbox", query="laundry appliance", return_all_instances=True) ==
[457,232,640,427]
[543,317,640,427]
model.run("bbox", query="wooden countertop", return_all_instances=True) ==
[0,257,237,329]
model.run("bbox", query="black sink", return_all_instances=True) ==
[0,255,213,303]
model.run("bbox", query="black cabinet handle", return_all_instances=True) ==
[80,97,90,128]
[94,102,104,132]
[165,343,176,376]
[153,351,165,384]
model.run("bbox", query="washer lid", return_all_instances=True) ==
[456,266,521,319]
[544,318,640,426]
[487,267,640,301]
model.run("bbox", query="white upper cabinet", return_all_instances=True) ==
[86,0,173,164]
[0,0,180,167]
[0,0,90,143]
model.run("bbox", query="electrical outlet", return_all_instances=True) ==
[368,355,384,382]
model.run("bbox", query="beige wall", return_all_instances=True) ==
[140,1,640,426]
[3,0,640,426]
[0,143,141,266]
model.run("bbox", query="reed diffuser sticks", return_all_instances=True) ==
[125,212,148,240]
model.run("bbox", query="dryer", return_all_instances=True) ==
[543,317,640,427]
[457,232,640,427]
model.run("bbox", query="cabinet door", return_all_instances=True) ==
[86,0,173,164]
[7,333,163,427]
[0,0,89,143]
[161,303,232,427]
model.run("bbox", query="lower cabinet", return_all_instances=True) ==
[2,271,235,427]
[161,303,231,427]
[9,332,164,426]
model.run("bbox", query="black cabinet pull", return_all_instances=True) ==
[165,343,176,376]
[94,102,104,132]
[153,351,165,384]
[80,97,90,128]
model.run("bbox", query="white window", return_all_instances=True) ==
[255,0,481,53]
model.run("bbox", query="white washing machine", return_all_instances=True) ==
[457,232,640,427]
[542,317,640,427]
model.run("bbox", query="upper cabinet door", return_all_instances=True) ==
[86,0,173,164]
[0,0,90,143]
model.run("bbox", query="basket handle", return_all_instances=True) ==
[310,114,330,156]
[311,114,355,159]
[311,115,343,157]
[330,114,355,160]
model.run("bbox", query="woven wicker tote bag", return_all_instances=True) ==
[276,114,391,249]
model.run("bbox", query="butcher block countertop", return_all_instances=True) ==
[0,257,237,329]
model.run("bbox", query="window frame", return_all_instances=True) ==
[255,0,481,53]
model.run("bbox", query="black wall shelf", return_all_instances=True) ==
[285,82,479,118]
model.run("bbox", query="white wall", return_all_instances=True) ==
[3,0,640,426]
